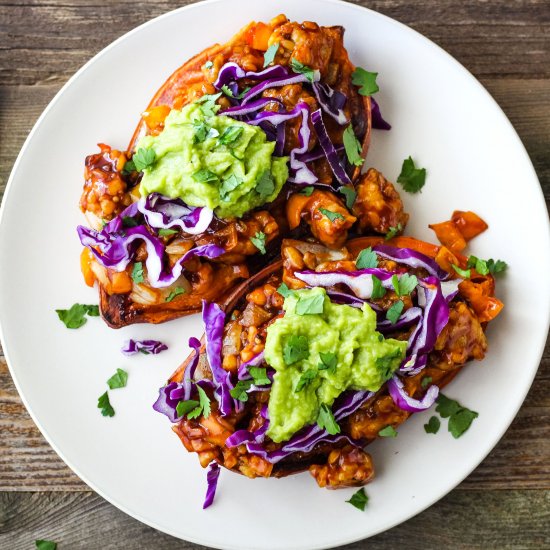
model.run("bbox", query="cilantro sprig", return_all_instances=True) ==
[346,487,369,511]
[435,394,479,438]
[263,42,280,67]
[131,262,144,284]
[467,255,508,276]
[250,231,267,254]
[290,58,316,82]
[295,292,325,315]
[343,125,364,167]
[317,403,340,435]
[177,385,211,419]
[397,156,427,193]
[424,416,441,434]
[107,368,128,390]
[385,223,402,240]
[356,247,378,269]
[35,541,57,550]
[391,273,418,296]
[318,351,338,375]
[56,303,99,329]
[165,287,185,302]
[319,208,345,222]
[386,300,404,324]
[340,186,357,209]
[282,335,309,365]
[97,391,115,417]
[371,275,387,300]
[351,67,379,96]
[295,368,317,392]
[378,425,398,438]
[132,147,156,172]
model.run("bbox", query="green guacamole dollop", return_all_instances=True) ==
[137,100,288,219]
[264,288,407,443]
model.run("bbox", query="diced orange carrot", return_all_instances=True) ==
[429,220,467,253]
[451,210,488,241]
[251,22,272,51]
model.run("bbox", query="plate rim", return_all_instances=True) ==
[0,0,549,548]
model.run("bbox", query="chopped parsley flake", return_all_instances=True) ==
[386,300,404,324]
[263,42,280,67]
[97,391,114,417]
[282,335,309,365]
[397,156,427,193]
[107,368,128,390]
[250,231,267,254]
[343,124,364,167]
[319,208,345,222]
[317,403,340,435]
[346,487,369,511]
[56,303,99,329]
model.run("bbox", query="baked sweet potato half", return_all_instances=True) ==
[77,15,396,328]
[154,234,503,504]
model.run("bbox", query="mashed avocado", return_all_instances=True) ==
[264,288,407,443]
[137,97,288,219]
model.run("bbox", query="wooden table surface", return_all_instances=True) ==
[1,1,549,548]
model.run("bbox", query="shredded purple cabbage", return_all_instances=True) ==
[203,462,220,509]
[387,375,439,412]
[312,81,348,125]
[121,339,168,356]
[370,96,391,130]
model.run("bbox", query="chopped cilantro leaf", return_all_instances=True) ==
[263,42,280,67]
[35,541,57,550]
[165,287,185,302]
[196,385,211,418]
[424,415,440,434]
[295,368,317,392]
[356,247,378,269]
[218,125,244,146]
[277,282,294,298]
[452,264,471,279]
[193,120,210,143]
[386,300,404,324]
[319,207,345,222]
[176,399,199,417]
[351,67,379,96]
[392,273,418,296]
[290,58,316,82]
[295,292,325,315]
[132,147,156,172]
[250,231,267,254]
[282,335,309,365]
[158,228,178,237]
[397,156,427,193]
[421,376,432,389]
[317,403,340,435]
[122,216,139,227]
[131,261,144,284]
[196,92,222,117]
[318,351,338,374]
[97,391,114,417]
[378,425,397,437]
[371,275,386,300]
[192,169,219,184]
[248,366,271,386]
[487,258,508,275]
[256,170,275,198]
[343,124,364,167]
[230,380,253,402]
[122,159,136,175]
[220,174,242,200]
[107,368,128,390]
[385,223,402,240]
[376,348,404,380]
[56,303,99,329]
[300,186,315,197]
[346,487,368,511]
[436,394,478,438]
[340,186,357,209]
[221,84,234,97]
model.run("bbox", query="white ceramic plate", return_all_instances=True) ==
[1,1,549,548]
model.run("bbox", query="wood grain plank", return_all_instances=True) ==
[0,0,548,86]
[1,490,549,549]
